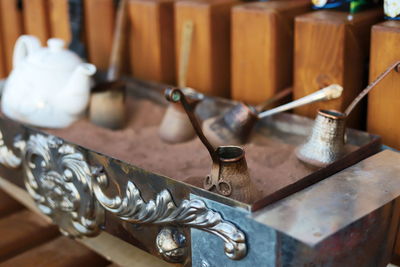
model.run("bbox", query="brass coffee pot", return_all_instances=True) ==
[165,88,258,203]
[159,88,204,144]
[297,61,400,167]
[202,84,343,147]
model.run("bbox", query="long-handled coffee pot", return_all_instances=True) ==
[296,61,400,168]
[202,84,343,147]
[89,0,128,129]
[159,88,204,143]
[159,21,200,144]
[165,88,258,203]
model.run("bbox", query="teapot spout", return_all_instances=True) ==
[70,63,97,84]
[57,63,96,115]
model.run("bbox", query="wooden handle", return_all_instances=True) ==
[178,20,194,88]
[107,0,128,81]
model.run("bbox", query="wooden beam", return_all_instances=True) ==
[293,9,382,128]
[84,0,115,71]
[48,0,71,43]
[231,0,310,105]
[368,21,400,149]
[0,0,23,73]
[1,237,109,266]
[22,0,51,45]
[128,0,176,84]
[175,0,238,97]
[0,210,59,261]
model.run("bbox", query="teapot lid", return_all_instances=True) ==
[27,38,84,70]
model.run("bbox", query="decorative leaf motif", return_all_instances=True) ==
[0,129,247,260]
[23,134,103,237]
[0,130,22,168]
[93,171,247,260]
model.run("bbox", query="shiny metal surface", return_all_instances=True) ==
[204,146,255,202]
[191,195,277,267]
[0,130,105,237]
[92,168,247,260]
[201,85,341,148]
[296,62,400,168]
[296,109,347,167]
[202,103,258,147]
[156,227,187,263]
[0,129,22,168]
[192,157,400,267]
[166,88,255,202]
[23,134,104,237]
[253,150,400,246]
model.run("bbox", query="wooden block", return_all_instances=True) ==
[293,9,382,128]
[368,21,400,149]
[128,0,176,84]
[22,0,51,44]
[0,16,7,78]
[84,0,115,71]
[0,189,23,218]
[1,237,109,267]
[48,0,71,43]
[231,0,310,105]
[0,210,59,261]
[175,0,239,97]
[0,0,23,73]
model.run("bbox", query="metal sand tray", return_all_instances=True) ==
[0,77,397,266]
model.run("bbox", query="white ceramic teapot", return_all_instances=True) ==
[1,35,96,128]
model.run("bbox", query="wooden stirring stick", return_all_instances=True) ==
[178,20,194,88]
[89,0,128,129]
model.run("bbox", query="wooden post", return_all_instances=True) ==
[0,0,23,73]
[0,190,23,218]
[1,237,109,266]
[128,0,176,84]
[0,210,58,261]
[0,16,7,78]
[293,9,382,128]
[368,21,400,149]
[48,0,71,43]
[175,0,238,97]
[84,0,115,71]
[231,0,310,105]
[22,0,51,45]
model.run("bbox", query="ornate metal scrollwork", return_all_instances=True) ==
[0,128,248,261]
[23,134,104,237]
[92,170,247,260]
[0,130,22,168]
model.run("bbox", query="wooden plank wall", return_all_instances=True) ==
[0,188,110,266]
[0,0,23,74]
[0,0,116,78]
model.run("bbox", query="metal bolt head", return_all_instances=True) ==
[156,227,187,263]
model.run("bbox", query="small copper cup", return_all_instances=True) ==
[204,146,255,203]
[165,88,258,203]
[296,61,400,168]
[296,109,347,168]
